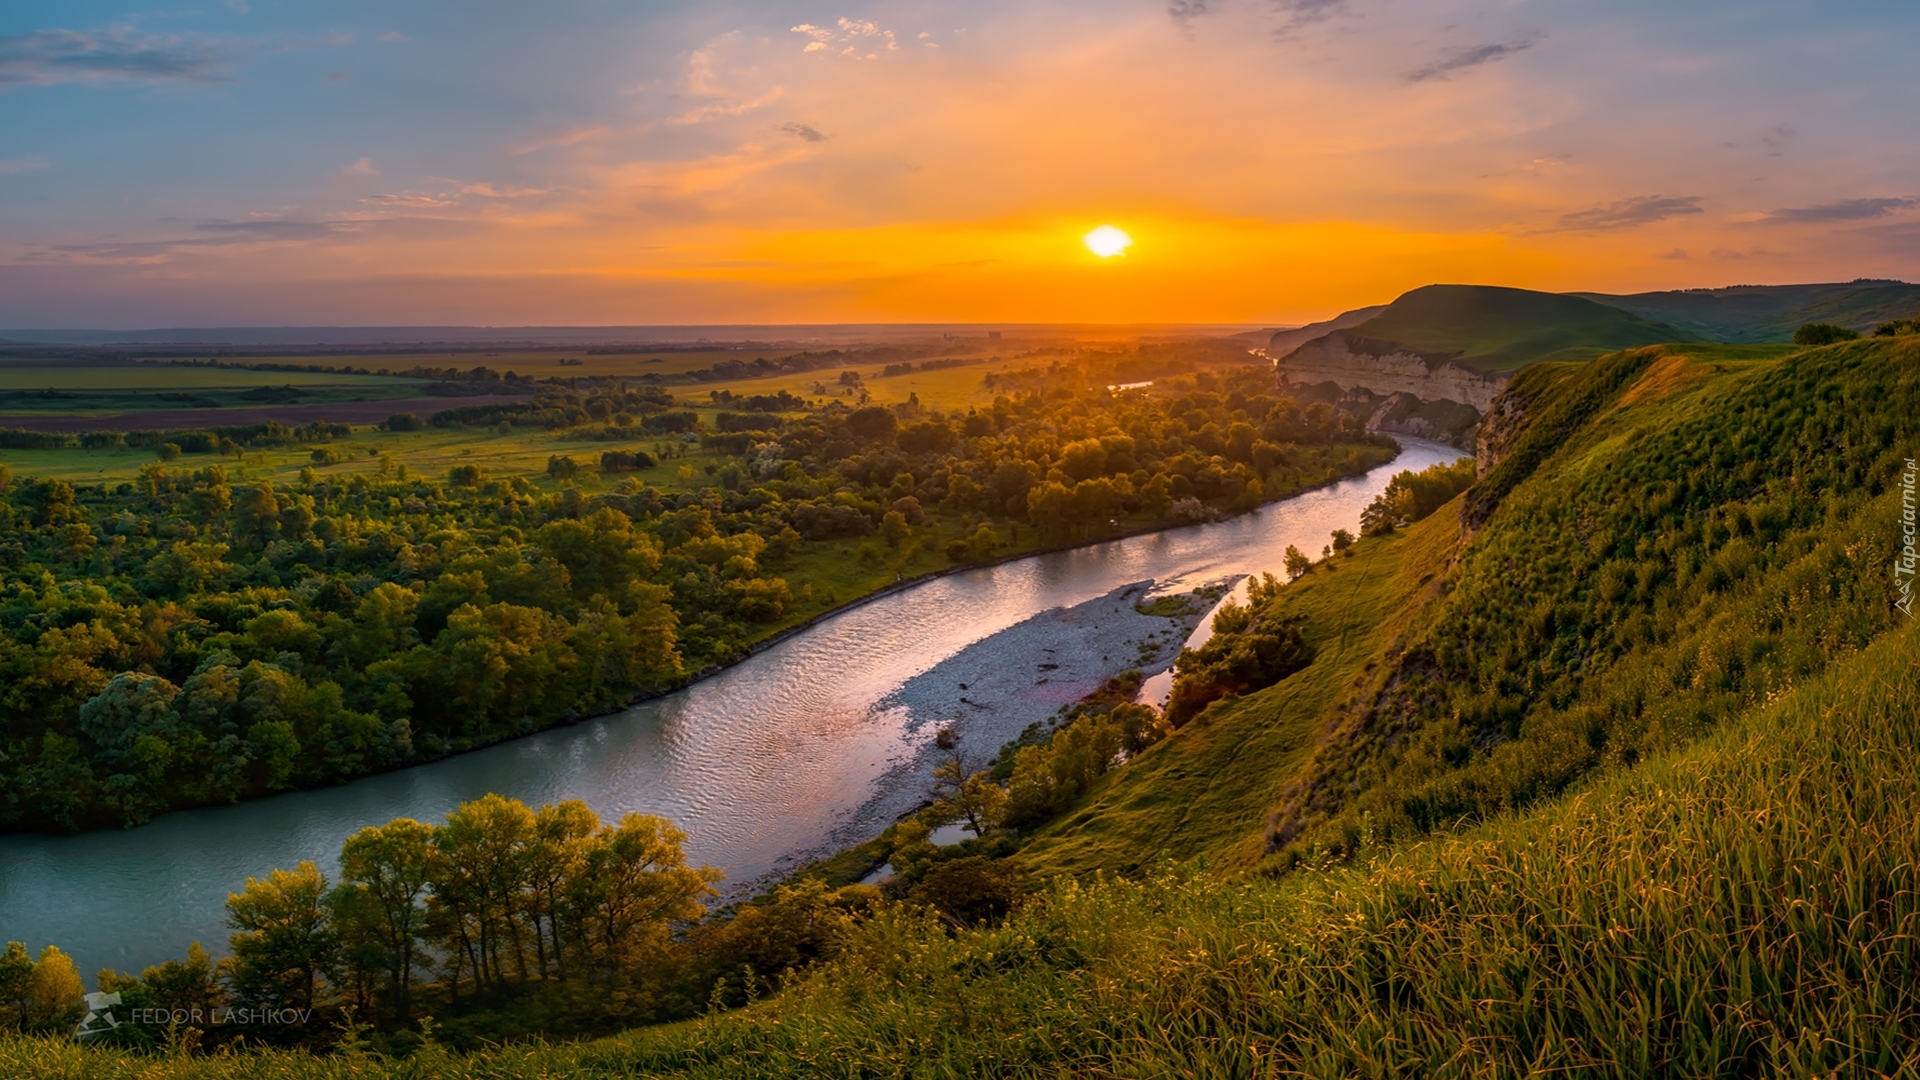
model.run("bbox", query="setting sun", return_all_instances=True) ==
[1084,225,1133,258]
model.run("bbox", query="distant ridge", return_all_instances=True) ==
[0,323,1269,349]
[1291,285,1690,375]
[1266,305,1387,357]
[1573,280,1920,343]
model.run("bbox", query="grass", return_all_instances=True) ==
[7,617,1912,1078]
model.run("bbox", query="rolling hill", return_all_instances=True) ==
[1576,279,1920,342]
[1309,284,1692,373]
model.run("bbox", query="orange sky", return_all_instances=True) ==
[4,1,1918,326]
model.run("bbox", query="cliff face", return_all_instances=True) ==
[1277,331,1510,412]
[1474,386,1531,478]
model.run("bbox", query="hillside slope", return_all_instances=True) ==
[1264,304,1387,356]
[1578,280,1920,342]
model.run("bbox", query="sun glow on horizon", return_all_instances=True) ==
[1083,225,1133,258]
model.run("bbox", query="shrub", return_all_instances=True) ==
[1792,322,1859,345]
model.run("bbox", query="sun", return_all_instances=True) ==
[1083,225,1132,258]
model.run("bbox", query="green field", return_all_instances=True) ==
[211,349,787,379]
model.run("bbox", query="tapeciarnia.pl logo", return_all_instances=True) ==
[1898,457,1916,620]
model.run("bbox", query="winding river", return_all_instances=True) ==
[0,438,1465,977]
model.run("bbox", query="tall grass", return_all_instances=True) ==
[12,624,1913,1078]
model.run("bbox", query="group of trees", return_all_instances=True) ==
[0,357,1392,833]
[1359,458,1478,536]
[3,794,896,1049]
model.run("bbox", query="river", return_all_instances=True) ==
[0,438,1466,977]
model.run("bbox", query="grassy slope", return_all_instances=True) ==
[1017,501,1464,878]
[1577,281,1920,342]
[1332,284,1690,374]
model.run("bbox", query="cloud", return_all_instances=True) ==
[341,157,377,177]
[362,193,457,208]
[1406,35,1544,82]
[1169,1,1210,29]
[195,219,348,239]
[0,27,251,87]
[1758,197,1914,224]
[791,18,898,59]
[0,158,49,175]
[780,122,828,143]
[377,32,408,44]
[1272,0,1347,40]
[457,182,546,198]
[1557,194,1704,231]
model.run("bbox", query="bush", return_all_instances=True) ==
[1792,322,1859,346]
[599,449,657,474]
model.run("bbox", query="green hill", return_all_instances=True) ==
[6,336,1918,1076]
[1576,279,1920,342]
[1313,284,1693,374]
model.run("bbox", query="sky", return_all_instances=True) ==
[3,0,1919,328]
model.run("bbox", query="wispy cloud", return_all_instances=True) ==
[362,193,456,208]
[0,27,251,87]
[341,156,377,177]
[195,219,349,239]
[1558,194,1704,231]
[457,182,546,198]
[780,122,828,143]
[1758,197,1914,224]
[1406,35,1544,82]
[791,19,898,59]
[1169,1,1210,30]
[0,158,49,175]
[1272,0,1347,40]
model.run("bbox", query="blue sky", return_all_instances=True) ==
[4,0,1918,326]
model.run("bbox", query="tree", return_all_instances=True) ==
[24,946,83,1031]
[334,818,435,1019]
[1283,544,1311,580]
[845,406,898,442]
[524,800,599,980]
[880,510,911,548]
[225,861,337,1011]
[1331,528,1355,554]
[140,942,223,1019]
[1793,322,1859,346]
[431,794,537,992]
[569,813,719,969]
[0,942,32,1030]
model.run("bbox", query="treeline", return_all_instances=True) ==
[0,363,1390,833]
[0,422,350,453]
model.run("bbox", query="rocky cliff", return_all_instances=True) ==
[1474,384,1532,478]
[1277,331,1510,412]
